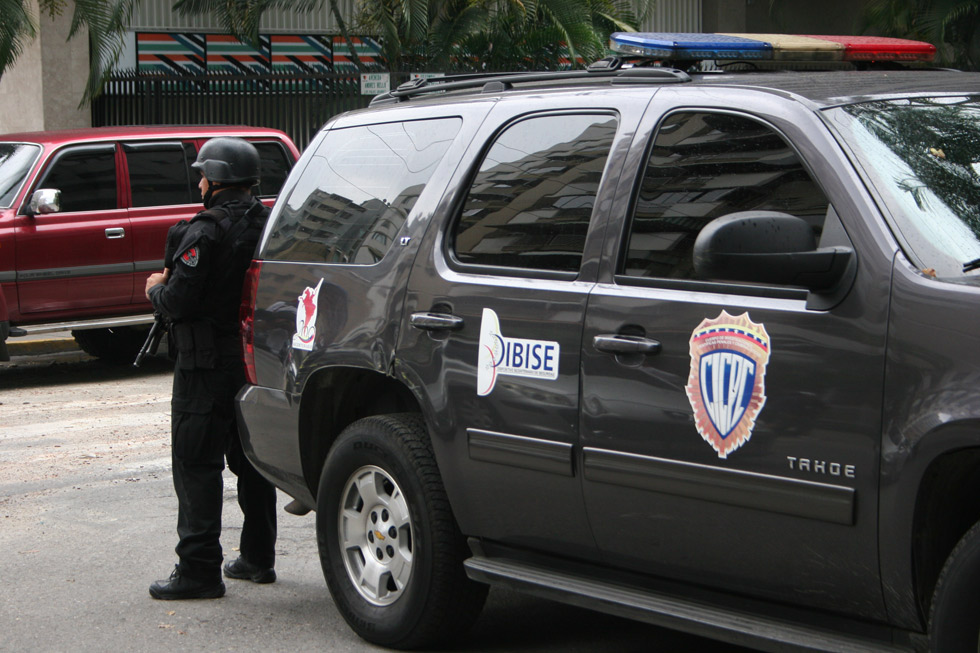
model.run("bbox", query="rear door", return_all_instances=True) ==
[580,91,890,619]
[123,140,199,304]
[15,143,133,314]
[399,94,646,558]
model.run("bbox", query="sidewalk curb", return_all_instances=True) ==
[7,336,79,357]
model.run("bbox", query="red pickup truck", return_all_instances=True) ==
[0,126,300,361]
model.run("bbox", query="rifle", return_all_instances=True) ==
[133,313,168,367]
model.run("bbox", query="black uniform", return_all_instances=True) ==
[148,187,276,583]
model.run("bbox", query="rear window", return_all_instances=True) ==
[263,117,462,264]
[125,141,196,207]
[254,142,292,198]
[451,113,617,274]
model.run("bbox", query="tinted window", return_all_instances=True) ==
[125,142,195,208]
[39,145,117,213]
[254,142,292,197]
[623,112,828,280]
[453,114,617,273]
[264,118,462,264]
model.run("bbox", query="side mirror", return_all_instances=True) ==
[693,211,853,293]
[28,188,61,216]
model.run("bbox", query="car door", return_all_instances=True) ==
[580,93,890,619]
[15,143,133,314]
[123,140,199,304]
[399,97,643,559]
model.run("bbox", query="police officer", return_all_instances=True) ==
[145,137,277,600]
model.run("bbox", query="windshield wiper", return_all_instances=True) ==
[963,257,980,273]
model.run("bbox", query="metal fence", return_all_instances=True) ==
[92,71,377,149]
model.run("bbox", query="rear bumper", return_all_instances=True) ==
[236,384,314,506]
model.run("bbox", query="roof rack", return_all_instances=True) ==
[369,63,691,106]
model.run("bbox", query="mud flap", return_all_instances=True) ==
[0,321,9,362]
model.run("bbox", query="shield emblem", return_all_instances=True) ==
[685,311,770,458]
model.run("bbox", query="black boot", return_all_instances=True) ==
[223,557,276,584]
[149,565,225,600]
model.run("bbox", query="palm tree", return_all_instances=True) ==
[356,0,645,74]
[0,0,136,103]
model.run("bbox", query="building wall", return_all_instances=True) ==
[0,0,91,133]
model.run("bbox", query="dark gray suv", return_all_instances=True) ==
[236,33,980,653]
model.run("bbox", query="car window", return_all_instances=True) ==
[0,143,41,209]
[622,111,829,280]
[452,113,617,273]
[254,142,292,198]
[264,117,462,264]
[125,142,196,208]
[37,145,117,213]
[830,96,980,278]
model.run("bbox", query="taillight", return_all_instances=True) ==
[240,260,262,385]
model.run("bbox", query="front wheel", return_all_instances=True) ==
[930,520,980,652]
[316,414,487,649]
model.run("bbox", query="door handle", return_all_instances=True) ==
[105,228,125,239]
[593,334,661,355]
[410,312,464,331]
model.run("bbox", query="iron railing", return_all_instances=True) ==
[93,71,379,149]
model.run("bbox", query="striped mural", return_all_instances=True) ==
[206,35,271,73]
[137,33,383,74]
[136,33,206,73]
[271,35,334,73]
[331,37,384,71]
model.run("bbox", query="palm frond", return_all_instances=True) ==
[0,0,38,80]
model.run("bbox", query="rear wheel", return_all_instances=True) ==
[72,326,150,363]
[316,414,487,649]
[930,520,980,652]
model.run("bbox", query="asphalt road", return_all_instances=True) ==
[0,346,754,653]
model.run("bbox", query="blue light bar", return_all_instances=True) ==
[610,32,773,61]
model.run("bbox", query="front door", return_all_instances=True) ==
[580,100,889,618]
[16,143,132,314]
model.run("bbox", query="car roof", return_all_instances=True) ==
[692,69,980,106]
[367,68,980,113]
[0,125,291,147]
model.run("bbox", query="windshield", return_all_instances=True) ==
[829,96,980,279]
[0,143,41,209]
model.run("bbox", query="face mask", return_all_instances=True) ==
[202,182,225,209]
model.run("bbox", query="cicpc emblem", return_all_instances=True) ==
[685,311,770,459]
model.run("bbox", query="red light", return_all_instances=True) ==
[240,260,262,385]
[803,35,936,62]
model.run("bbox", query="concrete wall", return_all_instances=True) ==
[0,0,90,134]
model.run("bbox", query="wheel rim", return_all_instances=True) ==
[338,465,414,606]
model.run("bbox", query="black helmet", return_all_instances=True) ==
[192,137,261,185]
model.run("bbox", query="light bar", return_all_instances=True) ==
[609,32,936,64]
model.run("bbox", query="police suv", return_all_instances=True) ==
[236,33,980,652]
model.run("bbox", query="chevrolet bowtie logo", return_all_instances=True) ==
[374,530,386,541]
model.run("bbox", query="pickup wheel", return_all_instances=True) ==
[316,414,487,649]
[930,520,980,652]
[72,327,150,363]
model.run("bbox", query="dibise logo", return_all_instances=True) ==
[477,308,560,396]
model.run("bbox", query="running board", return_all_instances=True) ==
[463,553,914,653]
[11,315,154,336]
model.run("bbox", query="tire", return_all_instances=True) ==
[72,326,150,363]
[316,414,488,649]
[930,520,980,653]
